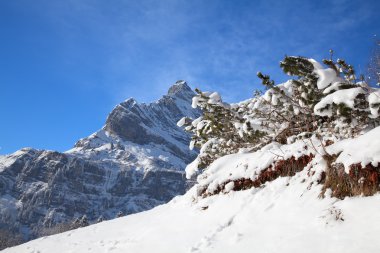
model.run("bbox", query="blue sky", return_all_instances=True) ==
[1,0,379,154]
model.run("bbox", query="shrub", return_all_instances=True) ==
[0,229,23,250]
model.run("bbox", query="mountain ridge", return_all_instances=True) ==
[0,81,200,242]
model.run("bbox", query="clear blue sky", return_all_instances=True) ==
[1,0,379,155]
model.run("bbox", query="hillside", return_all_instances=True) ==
[3,55,380,252]
[4,126,380,253]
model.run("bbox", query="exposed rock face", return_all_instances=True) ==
[0,81,199,240]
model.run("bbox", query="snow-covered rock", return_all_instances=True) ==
[0,81,200,241]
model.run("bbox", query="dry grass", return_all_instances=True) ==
[202,154,314,196]
[322,161,380,199]
[201,151,380,199]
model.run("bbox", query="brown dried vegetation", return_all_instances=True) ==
[321,161,380,199]
[202,154,314,196]
[202,151,380,199]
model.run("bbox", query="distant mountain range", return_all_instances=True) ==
[0,80,199,240]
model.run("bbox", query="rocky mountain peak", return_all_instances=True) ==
[103,80,199,149]
[120,98,138,109]
[0,81,201,244]
[167,80,194,100]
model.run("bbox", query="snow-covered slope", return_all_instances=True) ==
[0,81,200,241]
[6,127,380,253]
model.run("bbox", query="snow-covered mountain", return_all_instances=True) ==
[5,126,380,253]
[3,56,380,252]
[0,81,200,241]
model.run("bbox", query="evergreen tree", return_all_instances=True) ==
[80,215,89,227]
[70,217,81,230]
[179,89,266,170]
[70,215,89,229]
[97,216,104,223]
[180,53,380,176]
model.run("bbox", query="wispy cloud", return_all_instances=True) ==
[1,0,379,154]
[35,0,380,103]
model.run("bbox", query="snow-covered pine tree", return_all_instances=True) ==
[313,56,380,137]
[97,216,104,223]
[178,88,266,171]
[255,57,319,143]
[70,217,81,230]
[70,215,89,229]
[255,55,380,140]
[79,215,89,227]
[180,54,380,178]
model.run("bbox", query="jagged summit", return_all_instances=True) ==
[167,80,194,99]
[120,97,137,108]
[119,80,193,107]
[101,80,199,150]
